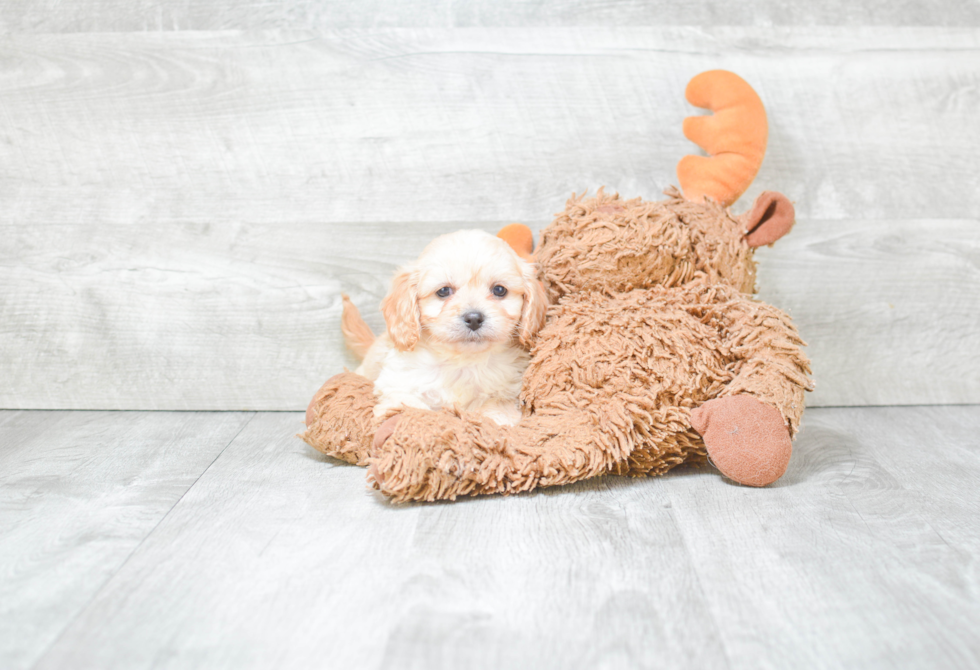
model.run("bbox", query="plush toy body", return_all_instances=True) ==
[302,71,813,502]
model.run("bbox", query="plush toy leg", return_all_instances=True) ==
[690,395,792,487]
[619,424,707,477]
[714,295,813,436]
[685,292,812,487]
[300,372,378,466]
[367,408,638,503]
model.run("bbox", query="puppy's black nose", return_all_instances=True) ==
[462,311,485,331]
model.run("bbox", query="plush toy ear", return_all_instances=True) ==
[380,268,421,351]
[742,191,795,247]
[497,223,535,261]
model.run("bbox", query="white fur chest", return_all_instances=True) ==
[375,344,527,412]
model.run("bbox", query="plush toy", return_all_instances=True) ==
[302,70,813,502]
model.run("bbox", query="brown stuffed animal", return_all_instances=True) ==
[302,70,813,502]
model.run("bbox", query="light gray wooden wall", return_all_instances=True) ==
[3,1,980,31]
[1,9,978,409]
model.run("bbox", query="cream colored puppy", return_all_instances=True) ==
[341,229,547,425]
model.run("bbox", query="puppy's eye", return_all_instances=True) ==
[435,286,454,298]
[492,285,508,297]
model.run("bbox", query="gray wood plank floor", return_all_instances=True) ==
[2,406,978,670]
[0,411,254,670]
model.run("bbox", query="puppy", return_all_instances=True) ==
[341,229,547,425]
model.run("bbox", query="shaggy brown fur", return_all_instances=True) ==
[301,186,813,502]
[539,187,757,300]
[303,372,376,466]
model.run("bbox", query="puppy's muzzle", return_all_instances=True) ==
[462,311,485,331]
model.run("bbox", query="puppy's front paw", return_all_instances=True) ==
[480,403,521,426]
[372,415,402,453]
[374,394,430,419]
[366,414,400,493]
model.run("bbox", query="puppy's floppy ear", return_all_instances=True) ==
[381,268,421,351]
[518,260,548,348]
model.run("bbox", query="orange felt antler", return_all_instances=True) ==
[677,70,768,208]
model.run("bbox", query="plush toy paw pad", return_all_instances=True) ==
[690,395,792,487]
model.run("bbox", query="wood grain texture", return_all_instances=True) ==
[27,412,728,670]
[2,216,977,410]
[1,405,972,669]
[756,217,980,407]
[0,29,979,226]
[0,410,252,670]
[2,0,979,33]
[1,27,979,409]
[0,220,484,410]
[665,404,980,669]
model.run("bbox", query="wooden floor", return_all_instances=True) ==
[1,406,978,669]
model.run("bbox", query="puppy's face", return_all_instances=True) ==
[382,230,547,354]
